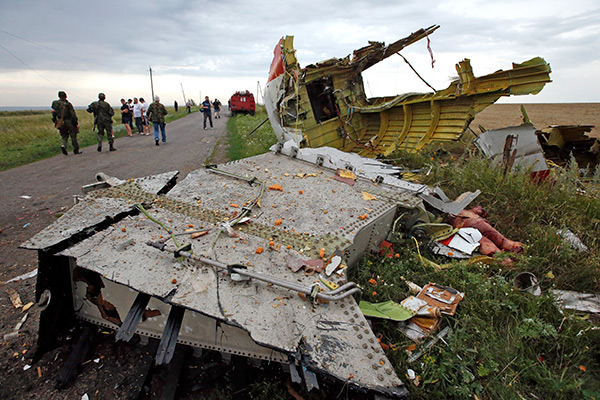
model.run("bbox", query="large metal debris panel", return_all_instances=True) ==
[21,171,178,251]
[26,153,414,396]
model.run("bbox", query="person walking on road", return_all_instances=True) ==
[87,93,116,152]
[147,95,168,146]
[212,98,222,119]
[202,96,213,129]
[127,99,134,130]
[133,97,143,134]
[120,98,133,136]
[186,100,191,114]
[140,97,151,135]
[51,91,81,155]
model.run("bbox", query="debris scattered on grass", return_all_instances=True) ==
[6,288,23,308]
[550,290,600,313]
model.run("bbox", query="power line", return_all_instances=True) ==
[0,43,90,103]
[0,28,113,69]
[0,43,61,89]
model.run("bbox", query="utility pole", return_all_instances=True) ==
[149,66,155,101]
[180,83,187,105]
[256,80,263,104]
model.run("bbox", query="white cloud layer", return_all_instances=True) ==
[0,0,598,107]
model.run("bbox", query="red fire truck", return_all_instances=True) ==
[229,90,255,116]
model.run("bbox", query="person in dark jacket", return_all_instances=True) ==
[202,96,213,129]
[147,95,168,146]
[51,91,81,155]
[87,92,116,152]
[120,98,133,136]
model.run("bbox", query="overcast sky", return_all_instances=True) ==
[1,0,599,107]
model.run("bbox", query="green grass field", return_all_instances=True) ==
[226,106,277,161]
[224,122,600,399]
[0,106,188,171]
[4,107,599,399]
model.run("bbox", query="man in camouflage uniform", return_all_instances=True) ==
[51,91,81,155]
[146,95,168,146]
[87,92,116,152]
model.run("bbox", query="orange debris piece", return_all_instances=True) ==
[268,184,283,191]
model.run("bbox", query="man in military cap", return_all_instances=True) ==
[51,91,81,155]
[87,93,116,152]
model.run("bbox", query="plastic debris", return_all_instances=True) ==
[416,283,464,316]
[405,281,422,294]
[325,254,342,276]
[398,296,442,340]
[6,288,23,308]
[407,326,452,362]
[427,241,471,259]
[550,290,600,313]
[556,228,588,252]
[359,300,417,321]
[440,227,482,255]
[514,272,541,296]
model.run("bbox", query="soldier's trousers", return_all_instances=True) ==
[97,123,114,145]
[59,125,79,152]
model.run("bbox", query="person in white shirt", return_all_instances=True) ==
[133,98,144,134]
[139,97,151,135]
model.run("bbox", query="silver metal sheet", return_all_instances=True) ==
[26,153,412,395]
[474,123,547,173]
[20,171,179,251]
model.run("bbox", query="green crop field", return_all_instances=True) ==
[0,107,188,171]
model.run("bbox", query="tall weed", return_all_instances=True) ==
[226,106,277,161]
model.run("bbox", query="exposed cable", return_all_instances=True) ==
[396,52,437,93]
[0,43,62,90]
[0,28,112,69]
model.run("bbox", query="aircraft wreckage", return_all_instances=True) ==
[23,145,483,398]
[22,27,550,398]
[265,25,552,156]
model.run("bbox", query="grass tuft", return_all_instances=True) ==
[226,106,277,161]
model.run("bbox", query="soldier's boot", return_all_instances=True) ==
[74,149,82,155]
[109,143,117,152]
[61,146,68,156]
[97,143,102,152]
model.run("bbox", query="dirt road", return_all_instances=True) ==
[0,110,231,399]
[0,111,229,282]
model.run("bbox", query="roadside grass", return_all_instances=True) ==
[0,107,188,171]
[4,106,599,398]
[365,146,600,399]
[223,129,600,398]
[226,105,277,161]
